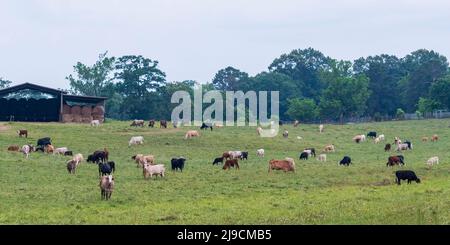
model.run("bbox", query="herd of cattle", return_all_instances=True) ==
[5,121,444,201]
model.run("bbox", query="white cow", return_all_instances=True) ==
[319,124,324,133]
[426,156,439,167]
[129,136,144,146]
[256,149,265,157]
[21,145,33,158]
[91,120,100,126]
[317,154,327,162]
[54,147,69,155]
[143,164,165,179]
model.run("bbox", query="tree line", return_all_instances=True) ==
[1,48,449,122]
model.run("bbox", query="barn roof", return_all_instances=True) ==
[0,83,107,102]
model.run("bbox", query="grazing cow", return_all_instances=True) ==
[37,137,52,147]
[268,159,295,173]
[73,153,84,165]
[422,136,428,142]
[99,162,115,177]
[185,130,200,139]
[378,134,385,141]
[299,152,309,160]
[384,143,391,152]
[317,154,327,162]
[339,156,352,166]
[17,129,28,138]
[386,156,404,167]
[367,131,377,138]
[143,163,165,179]
[148,120,155,128]
[7,145,20,152]
[319,124,324,133]
[229,151,243,159]
[282,130,288,138]
[294,120,300,127]
[404,141,413,150]
[395,170,420,185]
[431,134,439,142]
[223,159,239,170]
[21,145,34,158]
[54,147,69,155]
[87,151,107,164]
[132,154,154,167]
[99,175,115,200]
[171,157,186,172]
[212,157,224,165]
[323,144,335,153]
[200,122,213,131]
[67,159,77,174]
[160,120,168,128]
[240,152,248,160]
[353,135,363,143]
[304,148,316,157]
[130,120,145,127]
[256,149,265,157]
[426,156,439,167]
[45,144,55,154]
[374,137,381,144]
[129,136,144,146]
[64,151,73,156]
[91,120,100,126]
[256,127,263,136]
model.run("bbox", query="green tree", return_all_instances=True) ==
[269,48,332,101]
[399,49,448,112]
[0,77,12,89]
[67,51,116,96]
[286,98,318,122]
[354,55,405,116]
[428,75,450,109]
[212,66,249,91]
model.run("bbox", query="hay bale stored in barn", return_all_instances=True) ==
[72,114,82,123]
[71,106,81,115]
[92,105,105,115]
[81,106,93,116]
[82,115,93,123]
[62,114,74,123]
[63,104,71,114]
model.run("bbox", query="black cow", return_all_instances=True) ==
[37,137,51,147]
[397,155,405,165]
[98,162,115,177]
[304,148,316,157]
[299,152,308,160]
[367,131,377,138]
[87,151,107,164]
[64,151,73,156]
[35,145,45,152]
[339,156,352,166]
[200,123,213,131]
[404,141,413,150]
[240,152,248,160]
[212,157,224,165]
[171,157,186,172]
[395,170,421,185]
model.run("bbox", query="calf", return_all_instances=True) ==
[143,163,165,179]
[99,175,115,200]
[323,144,335,153]
[7,145,20,152]
[45,145,55,154]
[294,120,300,127]
[17,129,28,138]
[431,134,439,142]
[171,157,186,172]
[223,159,239,170]
[317,154,327,162]
[91,120,100,126]
[67,159,77,174]
[73,153,84,165]
[387,156,404,167]
[160,120,168,128]
[422,136,428,142]
[256,149,265,157]
[148,120,155,128]
[395,170,420,185]
[268,159,295,173]
[426,156,439,167]
[21,145,34,158]
[129,136,144,146]
[384,143,391,152]
[367,131,377,138]
[319,124,324,133]
[240,152,248,160]
[200,122,213,131]
[212,157,224,165]
[185,130,200,139]
[339,156,352,166]
[130,119,144,127]
[282,130,288,138]
[299,152,308,160]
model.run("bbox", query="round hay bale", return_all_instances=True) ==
[63,105,71,114]
[71,105,81,115]
[81,106,93,116]
[72,114,82,123]
[92,105,105,115]
[82,116,93,123]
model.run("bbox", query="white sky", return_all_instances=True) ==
[1,0,450,89]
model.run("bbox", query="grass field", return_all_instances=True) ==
[0,119,449,224]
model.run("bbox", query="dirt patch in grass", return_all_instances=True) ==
[0,124,10,132]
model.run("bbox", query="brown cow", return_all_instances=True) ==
[223,159,239,170]
[268,159,295,173]
[160,120,168,128]
[422,136,428,142]
[431,134,439,142]
[222,151,231,159]
[45,145,55,154]
[386,156,403,167]
[7,145,20,152]
[17,130,28,138]
[130,120,145,127]
[148,120,155,128]
[384,143,391,152]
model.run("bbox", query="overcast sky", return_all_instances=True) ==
[1,0,450,89]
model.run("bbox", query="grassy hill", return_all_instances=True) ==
[0,119,449,224]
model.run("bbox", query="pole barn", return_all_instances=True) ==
[0,83,107,123]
